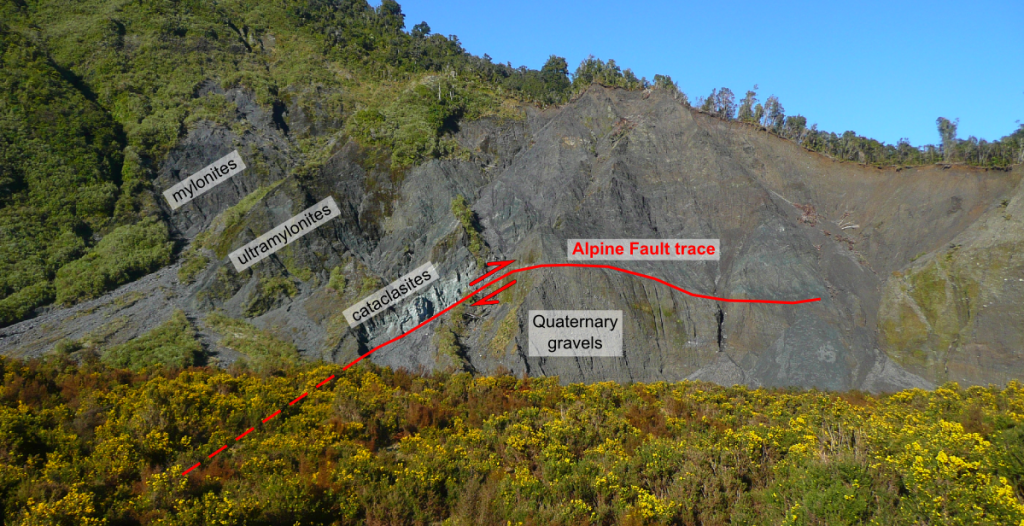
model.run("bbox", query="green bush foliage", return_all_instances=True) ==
[1,0,1021,331]
[205,312,299,370]
[54,217,174,306]
[0,24,123,325]
[177,246,211,285]
[289,1,573,106]
[2,359,1024,524]
[451,194,485,267]
[101,309,204,370]
[0,282,55,326]
[358,274,382,297]
[433,303,469,371]
[203,181,284,260]
[572,55,645,92]
[328,266,347,294]
[707,86,1024,168]
[242,275,299,317]
[0,0,363,325]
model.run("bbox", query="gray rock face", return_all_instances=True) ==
[156,84,298,240]
[877,173,1024,386]
[3,85,1021,393]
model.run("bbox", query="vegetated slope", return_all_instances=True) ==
[0,0,573,327]
[0,25,131,321]
[3,358,1024,524]
[1,0,1022,392]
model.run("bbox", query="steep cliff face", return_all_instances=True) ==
[878,175,1024,386]
[1,85,1019,392]
[460,87,1016,391]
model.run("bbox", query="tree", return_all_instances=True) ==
[539,55,571,102]
[541,55,568,83]
[700,88,716,113]
[572,55,602,92]
[738,87,758,122]
[753,103,765,126]
[376,0,405,30]
[784,115,807,142]
[652,74,678,93]
[897,138,914,163]
[621,68,642,90]
[936,117,958,162]
[1017,125,1024,164]
[651,75,686,103]
[411,21,430,38]
[571,56,643,93]
[764,95,785,132]
[714,87,736,120]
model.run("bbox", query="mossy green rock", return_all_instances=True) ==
[880,180,1024,386]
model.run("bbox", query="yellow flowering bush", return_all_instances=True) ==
[3,356,1024,524]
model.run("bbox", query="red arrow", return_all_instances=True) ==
[471,279,517,306]
[181,261,822,476]
[470,259,516,286]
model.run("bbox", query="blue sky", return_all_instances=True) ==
[382,0,1023,146]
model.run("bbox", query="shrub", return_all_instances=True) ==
[54,217,174,306]
[205,181,284,259]
[434,303,469,371]
[205,312,299,370]
[101,309,203,370]
[358,274,382,297]
[2,359,1024,524]
[451,194,485,267]
[0,25,124,325]
[177,247,210,285]
[53,338,83,356]
[243,276,299,317]
[328,266,347,294]
[0,282,54,326]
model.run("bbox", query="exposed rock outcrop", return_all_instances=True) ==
[3,85,1020,392]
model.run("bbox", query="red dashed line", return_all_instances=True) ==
[207,445,228,459]
[179,261,821,475]
[235,427,255,441]
[335,263,819,372]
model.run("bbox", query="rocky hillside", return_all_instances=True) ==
[2,80,1021,392]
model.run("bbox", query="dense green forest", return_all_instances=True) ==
[3,356,1024,525]
[1,0,1022,330]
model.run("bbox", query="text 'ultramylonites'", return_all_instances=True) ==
[229,196,340,272]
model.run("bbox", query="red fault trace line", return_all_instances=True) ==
[235,427,255,441]
[289,392,308,406]
[472,279,517,306]
[340,263,820,372]
[469,259,515,286]
[181,262,821,476]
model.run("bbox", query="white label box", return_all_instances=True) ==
[163,150,247,209]
[528,310,623,357]
[567,239,719,261]
[343,262,440,327]
[229,196,340,272]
